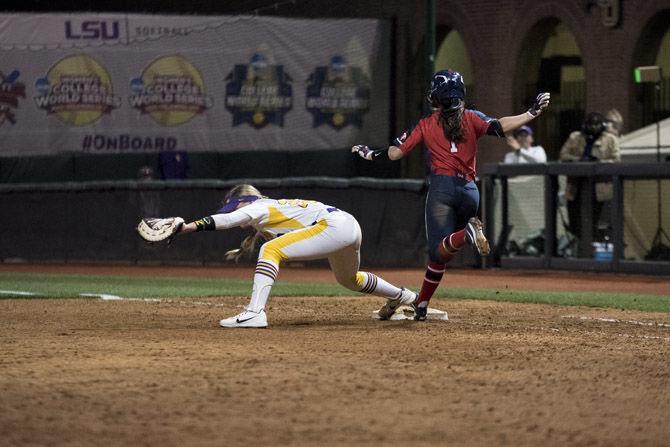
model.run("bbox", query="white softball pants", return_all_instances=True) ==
[259,210,363,289]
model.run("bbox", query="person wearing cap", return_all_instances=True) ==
[503,125,547,164]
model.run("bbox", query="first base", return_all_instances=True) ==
[372,305,448,321]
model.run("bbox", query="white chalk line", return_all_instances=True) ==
[80,294,230,308]
[1,290,230,307]
[615,333,670,341]
[80,293,124,300]
[562,315,670,328]
[459,319,670,342]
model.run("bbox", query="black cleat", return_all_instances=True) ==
[413,304,427,321]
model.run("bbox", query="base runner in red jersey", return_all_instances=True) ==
[353,69,550,320]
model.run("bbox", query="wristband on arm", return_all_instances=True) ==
[351,145,388,161]
[352,129,409,161]
[194,216,216,231]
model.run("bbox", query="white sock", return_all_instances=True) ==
[247,259,278,312]
[359,272,402,299]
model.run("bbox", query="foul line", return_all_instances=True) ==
[81,294,230,308]
[459,319,670,342]
[0,290,36,296]
[562,315,670,328]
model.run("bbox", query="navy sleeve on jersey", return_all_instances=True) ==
[468,109,496,123]
[468,108,504,138]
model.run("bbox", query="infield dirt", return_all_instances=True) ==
[1,266,669,446]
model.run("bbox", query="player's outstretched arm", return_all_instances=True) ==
[179,211,253,235]
[498,92,550,133]
[178,220,202,234]
[352,129,408,161]
[351,144,389,160]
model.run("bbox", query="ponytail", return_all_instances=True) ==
[438,106,464,142]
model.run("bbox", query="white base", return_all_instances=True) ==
[372,305,448,321]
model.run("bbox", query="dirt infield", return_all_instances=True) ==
[1,265,669,446]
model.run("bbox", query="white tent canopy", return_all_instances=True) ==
[619,117,670,161]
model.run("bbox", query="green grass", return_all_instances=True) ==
[0,272,355,299]
[1,272,669,313]
[434,288,670,313]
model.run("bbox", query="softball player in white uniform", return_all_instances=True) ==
[177,185,417,328]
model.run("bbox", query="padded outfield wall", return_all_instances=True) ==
[0,178,480,268]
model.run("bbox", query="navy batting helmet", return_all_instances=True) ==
[429,70,465,111]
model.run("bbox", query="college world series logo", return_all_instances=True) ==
[129,55,213,127]
[34,55,120,126]
[0,70,26,127]
[306,55,370,129]
[225,52,292,129]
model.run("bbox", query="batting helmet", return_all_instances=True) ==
[218,184,263,213]
[428,70,465,111]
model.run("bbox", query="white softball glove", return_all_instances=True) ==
[137,217,184,243]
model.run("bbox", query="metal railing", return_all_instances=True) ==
[479,162,670,275]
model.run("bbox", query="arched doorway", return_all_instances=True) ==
[434,27,474,105]
[513,19,585,160]
[632,9,670,130]
[656,28,670,122]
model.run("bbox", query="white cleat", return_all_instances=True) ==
[219,308,268,328]
[465,217,490,256]
[376,287,417,320]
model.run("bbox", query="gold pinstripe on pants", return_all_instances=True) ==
[260,219,329,264]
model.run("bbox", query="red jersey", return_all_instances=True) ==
[399,110,492,181]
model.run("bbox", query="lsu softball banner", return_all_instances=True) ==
[0,13,390,156]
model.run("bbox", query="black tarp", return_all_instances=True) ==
[0,178,442,268]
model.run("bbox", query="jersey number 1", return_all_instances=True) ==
[450,142,458,153]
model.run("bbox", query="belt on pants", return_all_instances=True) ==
[432,168,474,182]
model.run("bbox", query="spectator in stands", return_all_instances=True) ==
[137,165,156,181]
[559,112,621,244]
[503,125,547,163]
[159,150,189,180]
[604,108,624,138]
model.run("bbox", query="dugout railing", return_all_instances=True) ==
[479,162,670,275]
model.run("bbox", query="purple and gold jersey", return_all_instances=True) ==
[236,198,336,239]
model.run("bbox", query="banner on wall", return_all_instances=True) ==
[0,13,390,156]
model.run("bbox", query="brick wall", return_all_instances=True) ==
[5,0,670,171]
[209,0,670,167]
